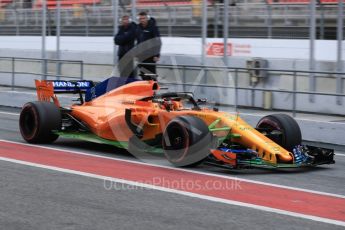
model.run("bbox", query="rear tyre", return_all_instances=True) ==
[256,113,301,151]
[162,116,214,167]
[19,101,61,143]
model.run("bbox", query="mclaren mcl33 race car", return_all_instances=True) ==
[19,77,335,169]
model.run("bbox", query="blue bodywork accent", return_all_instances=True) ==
[292,145,312,164]
[219,148,257,155]
[85,77,139,102]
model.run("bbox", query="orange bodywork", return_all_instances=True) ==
[36,80,293,164]
[211,149,237,166]
[35,80,61,107]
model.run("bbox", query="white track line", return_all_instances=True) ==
[0,90,36,95]
[0,156,344,227]
[228,112,345,125]
[0,111,20,116]
[1,139,345,199]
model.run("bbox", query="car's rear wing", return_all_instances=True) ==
[35,80,94,107]
[35,77,140,106]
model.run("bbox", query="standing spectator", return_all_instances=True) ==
[114,15,137,78]
[136,11,162,79]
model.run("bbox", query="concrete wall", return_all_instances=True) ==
[0,36,344,61]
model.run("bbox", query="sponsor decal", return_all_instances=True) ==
[232,44,251,55]
[207,43,232,56]
[52,81,92,91]
[206,42,251,57]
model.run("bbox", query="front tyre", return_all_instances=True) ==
[162,116,215,167]
[19,101,61,143]
[256,113,301,152]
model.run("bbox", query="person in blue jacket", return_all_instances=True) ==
[136,11,162,79]
[114,15,137,78]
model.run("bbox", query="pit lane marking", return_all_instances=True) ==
[237,112,345,125]
[0,111,20,116]
[1,139,345,199]
[0,156,344,227]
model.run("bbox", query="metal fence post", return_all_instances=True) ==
[42,0,47,80]
[309,0,316,103]
[11,57,15,91]
[167,5,172,36]
[336,0,344,105]
[201,0,207,94]
[204,69,208,85]
[234,68,238,112]
[292,71,297,117]
[223,0,229,62]
[182,66,186,92]
[223,0,229,98]
[112,0,119,66]
[56,0,61,80]
[43,59,48,80]
[80,61,84,80]
[201,0,207,66]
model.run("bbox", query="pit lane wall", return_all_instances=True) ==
[0,36,343,61]
[0,36,344,116]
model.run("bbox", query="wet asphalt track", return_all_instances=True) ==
[0,108,344,230]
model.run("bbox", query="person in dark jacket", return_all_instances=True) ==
[114,15,137,78]
[136,11,162,79]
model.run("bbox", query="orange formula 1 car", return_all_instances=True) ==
[19,77,335,169]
